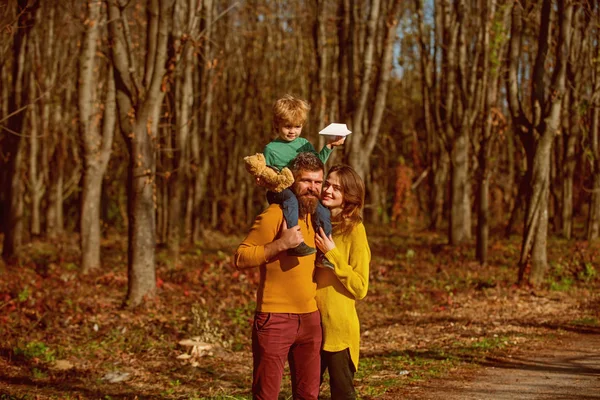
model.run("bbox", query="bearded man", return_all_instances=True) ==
[234,152,324,400]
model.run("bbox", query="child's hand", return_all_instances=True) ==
[315,227,336,253]
[326,135,346,149]
[255,177,268,188]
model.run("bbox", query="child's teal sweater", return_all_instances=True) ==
[264,137,332,171]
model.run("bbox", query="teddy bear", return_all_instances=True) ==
[244,153,294,193]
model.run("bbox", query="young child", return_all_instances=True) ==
[263,94,344,263]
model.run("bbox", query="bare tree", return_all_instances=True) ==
[42,4,81,239]
[326,0,403,224]
[587,1,600,240]
[165,0,202,261]
[416,0,486,244]
[191,0,214,241]
[107,0,174,307]
[414,0,449,230]
[79,0,116,272]
[347,0,403,183]
[28,68,44,236]
[2,0,39,262]
[475,0,510,265]
[506,0,573,286]
[552,5,590,239]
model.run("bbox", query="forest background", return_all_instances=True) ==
[1,0,600,398]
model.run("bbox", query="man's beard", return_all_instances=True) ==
[297,191,319,217]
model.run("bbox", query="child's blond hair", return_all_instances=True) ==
[272,94,311,130]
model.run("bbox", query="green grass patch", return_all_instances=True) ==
[571,317,598,326]
[356,349,462,397]
[13,341,55,363]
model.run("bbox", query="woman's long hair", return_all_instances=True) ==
[327,165,365,236]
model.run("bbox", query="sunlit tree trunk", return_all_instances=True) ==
[345,0,403,223]
[107,0,174,307]
[47,82,80,238]
[28,69,44,236]
[167,0,201,261]
[311,0,328,155]
[79,0,115,272]
[587,3,600,241]
[447,0,488,245]
[476,0,508,265]
[506,0,573,286]
[415,0,447,230]
[556,8,588,239]
[191,0,214,242]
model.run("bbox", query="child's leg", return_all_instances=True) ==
[315,203,334,269]
[266,189,316,257]
[316,202,332,237]
[266,189,298,228]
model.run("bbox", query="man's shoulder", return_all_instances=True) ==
[258,204,284,221]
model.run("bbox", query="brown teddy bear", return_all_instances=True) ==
[244,153,294,193]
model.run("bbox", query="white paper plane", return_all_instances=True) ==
[318,123,352,137]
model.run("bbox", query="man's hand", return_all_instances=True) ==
[326,135,346,149]
[263,220,304,261]
[278,220,304,249]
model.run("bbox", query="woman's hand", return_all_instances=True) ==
[315,227,335,253]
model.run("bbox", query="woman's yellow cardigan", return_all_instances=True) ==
[315,222,370,371]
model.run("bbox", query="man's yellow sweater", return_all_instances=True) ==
[234,204,318,314]
[315,222,370,371]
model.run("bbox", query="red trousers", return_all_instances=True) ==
[252,311,322,400]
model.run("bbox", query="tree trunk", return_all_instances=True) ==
[518,133,552,285]
[191,0,214,242]
[588,74,600,240]
[512,0,572,286]
[505,169,526,237]
[28,69,44,236]
[415,0,446,231]
[107,0,173,307]
[346,0,402,223]
[560,125,576,239]
[476,155,489,264]
[588,168,600,240]
[585,2,600,241]
[476,1,506,264]
[449,131,471,244]
[347,0,379,180]
[46,105,69,238]
[2,0,38,262]
[429,152,449,230]
[167,0,200,263]
[559,9,588,239]
[80,0,115,272]
[312,0,328,137]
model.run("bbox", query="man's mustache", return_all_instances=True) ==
[299,189,319,197]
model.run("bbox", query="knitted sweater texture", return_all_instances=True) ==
[234,204,318,313]
[315,222,370,370]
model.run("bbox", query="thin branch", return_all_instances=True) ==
[0,89,50,126]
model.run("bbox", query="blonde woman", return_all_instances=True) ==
[314,165,371,400]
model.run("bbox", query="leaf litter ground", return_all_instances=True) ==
[0,228,598,399]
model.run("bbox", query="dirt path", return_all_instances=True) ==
[412,331,600,400]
